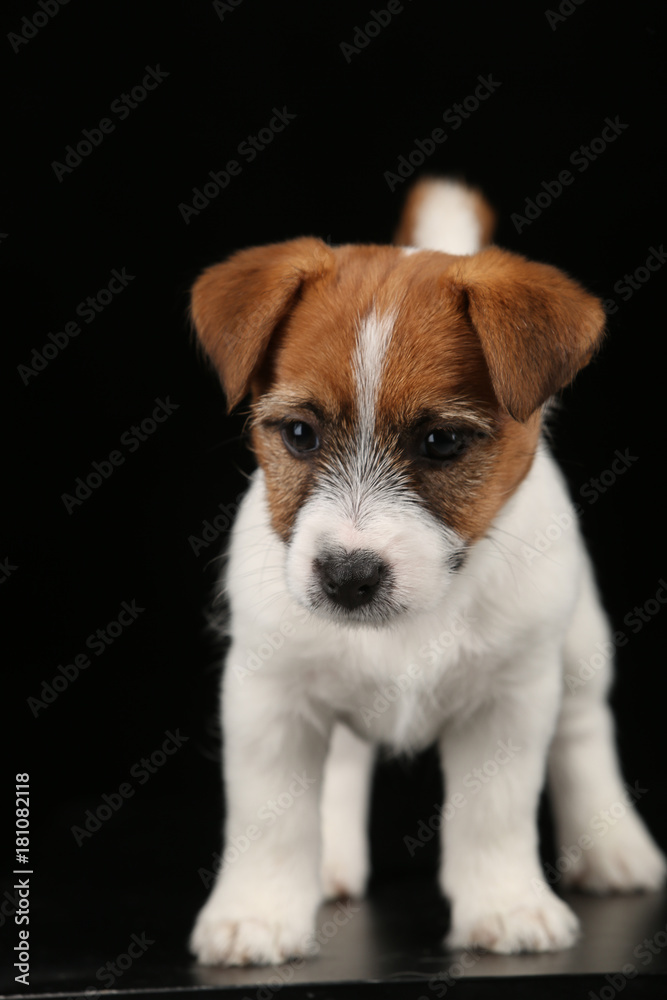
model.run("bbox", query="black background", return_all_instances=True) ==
[4,0,667,986]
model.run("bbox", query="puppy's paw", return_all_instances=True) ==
[562,815,667,894]
[321,840,369,900]
[446,891,579,954]
[190,908,313,967]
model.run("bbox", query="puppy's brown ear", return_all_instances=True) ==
[191,237,334,410]
[451,247,606,422]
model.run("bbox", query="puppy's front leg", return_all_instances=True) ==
[321,722,375,900]
[190,649,332,966]
[439,651,579,954]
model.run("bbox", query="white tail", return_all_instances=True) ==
[395,177,495,256]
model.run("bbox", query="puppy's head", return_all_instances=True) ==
[191,231,604,626]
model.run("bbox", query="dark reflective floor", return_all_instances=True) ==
[4,870,667,998]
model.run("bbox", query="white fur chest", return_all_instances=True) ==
[224,445,582,754]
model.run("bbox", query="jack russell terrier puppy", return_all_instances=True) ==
[189,178,665,965]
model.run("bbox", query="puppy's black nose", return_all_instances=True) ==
[315,550,385,610]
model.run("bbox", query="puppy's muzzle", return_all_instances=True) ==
[314,549,386,611]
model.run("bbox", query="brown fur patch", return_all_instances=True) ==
[469,187,496,248]
[368,251,540,542]
[192,237,604,545]
[191,238,334,409]
[451,248,606,421]
[249,246,406,539]
[394,179,431,247]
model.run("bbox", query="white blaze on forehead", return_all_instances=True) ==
[284,308,466,621]
[352,306,397,434]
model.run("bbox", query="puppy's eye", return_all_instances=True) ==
[421,428,467,461]
[281,421,320,456]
